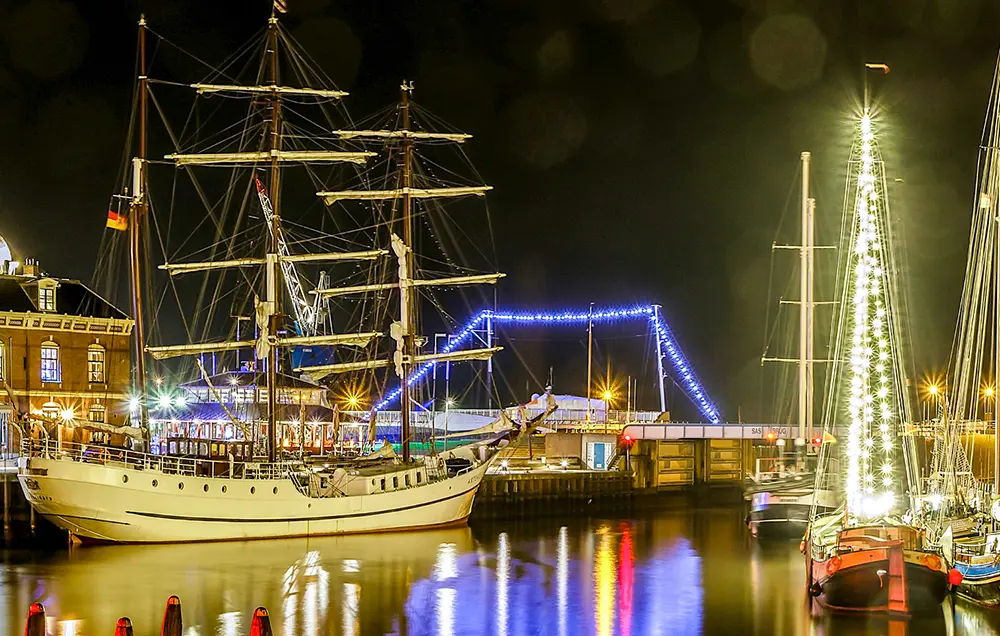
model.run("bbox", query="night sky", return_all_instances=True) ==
[0,0,998,421]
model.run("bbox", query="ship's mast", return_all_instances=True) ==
[995,170,999,498]
[798,151,810,445]
[130,15,150,436]
[399,81,414,463]
[266,15,283,462]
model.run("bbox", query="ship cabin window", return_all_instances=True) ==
[89,405,106,424]
[393,476,398,489]
[198,441,209,456]
[38,283,56,312]
[168,440,178,455]
[87,344,105,383]
[40,342,60,383]
[405,474,411,487]
[380,478,386,491]
[416,472,422,484]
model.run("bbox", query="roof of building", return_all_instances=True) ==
[180,370,323,390]
[0,275,128,319]
[152,402,337,422]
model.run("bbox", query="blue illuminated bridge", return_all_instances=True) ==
[373,304,721,424]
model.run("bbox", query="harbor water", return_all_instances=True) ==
[1,502,998,635]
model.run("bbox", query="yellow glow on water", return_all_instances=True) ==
[57,619,82,636]
[435,543,458,581]
[594,526,616,636]
[342,583,360,636]
[218,611,240,636]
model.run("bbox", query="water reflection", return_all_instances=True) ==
[2,508,1000,634]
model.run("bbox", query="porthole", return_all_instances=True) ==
[152,479,158,487]
[272,487,278,495]
[250,486,256,495]
[178,482,184,490]
[122,475,129,484]
[203,484,209,492]
[222,485,228,494]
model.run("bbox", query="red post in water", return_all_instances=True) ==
[249,607,274,636]
[161,595,182,636]
[24,603,45,636]
[114,617,134,636]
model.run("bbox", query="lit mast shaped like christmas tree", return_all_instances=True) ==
[844,109,901,523]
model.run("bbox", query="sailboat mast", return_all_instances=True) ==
[130,15,150,435]
[399,81,414,463]
[991,181,1000,499]
[798,151,811,444]
[806,196,816,443]
[266,15,283,462]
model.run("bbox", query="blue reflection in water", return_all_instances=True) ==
[405,521,703,636]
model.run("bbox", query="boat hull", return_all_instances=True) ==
[810,551,949,615]
[747,489,837,540]
[17,455,488,544]
[955,561,1000,606]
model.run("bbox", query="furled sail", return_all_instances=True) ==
[317,186,492,205]
[166,150,375,166]
[159,250,387,276]
[191,83,348,98]
[146,332,379,361]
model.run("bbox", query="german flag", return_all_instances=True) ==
[106,210,127,231]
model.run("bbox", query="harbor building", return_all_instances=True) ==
[0,249,133,453]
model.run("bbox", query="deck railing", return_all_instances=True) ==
[20,439,298,481]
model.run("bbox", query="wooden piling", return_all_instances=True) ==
[114,617,134,636]
[24,602,45,636]
[161,595,182,636]
[250,607,273,636]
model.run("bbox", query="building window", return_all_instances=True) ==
[40,342,60,383]
[0,340,5,382]
[38,286,55,312]
[88,344,105,383]
[89,405,106,423]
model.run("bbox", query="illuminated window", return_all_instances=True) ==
[40,342,60,383]
[88,344,105,383]
[89,405,106,423]
[0,340,5,381]
[38,286,55,312]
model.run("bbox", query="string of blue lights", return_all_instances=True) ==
[372,304,722,424]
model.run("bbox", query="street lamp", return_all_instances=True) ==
[983,384,996,421]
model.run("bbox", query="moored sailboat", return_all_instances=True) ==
[803,86,951,614]
[16,10,540,544]
[748,151,837,539]
[928,47,1000,606]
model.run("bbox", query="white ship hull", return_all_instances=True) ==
[17,454,488,544]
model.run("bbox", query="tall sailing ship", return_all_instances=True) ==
[15,11,540,543]
[926,47,1000,606]
[803,92,951,614]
